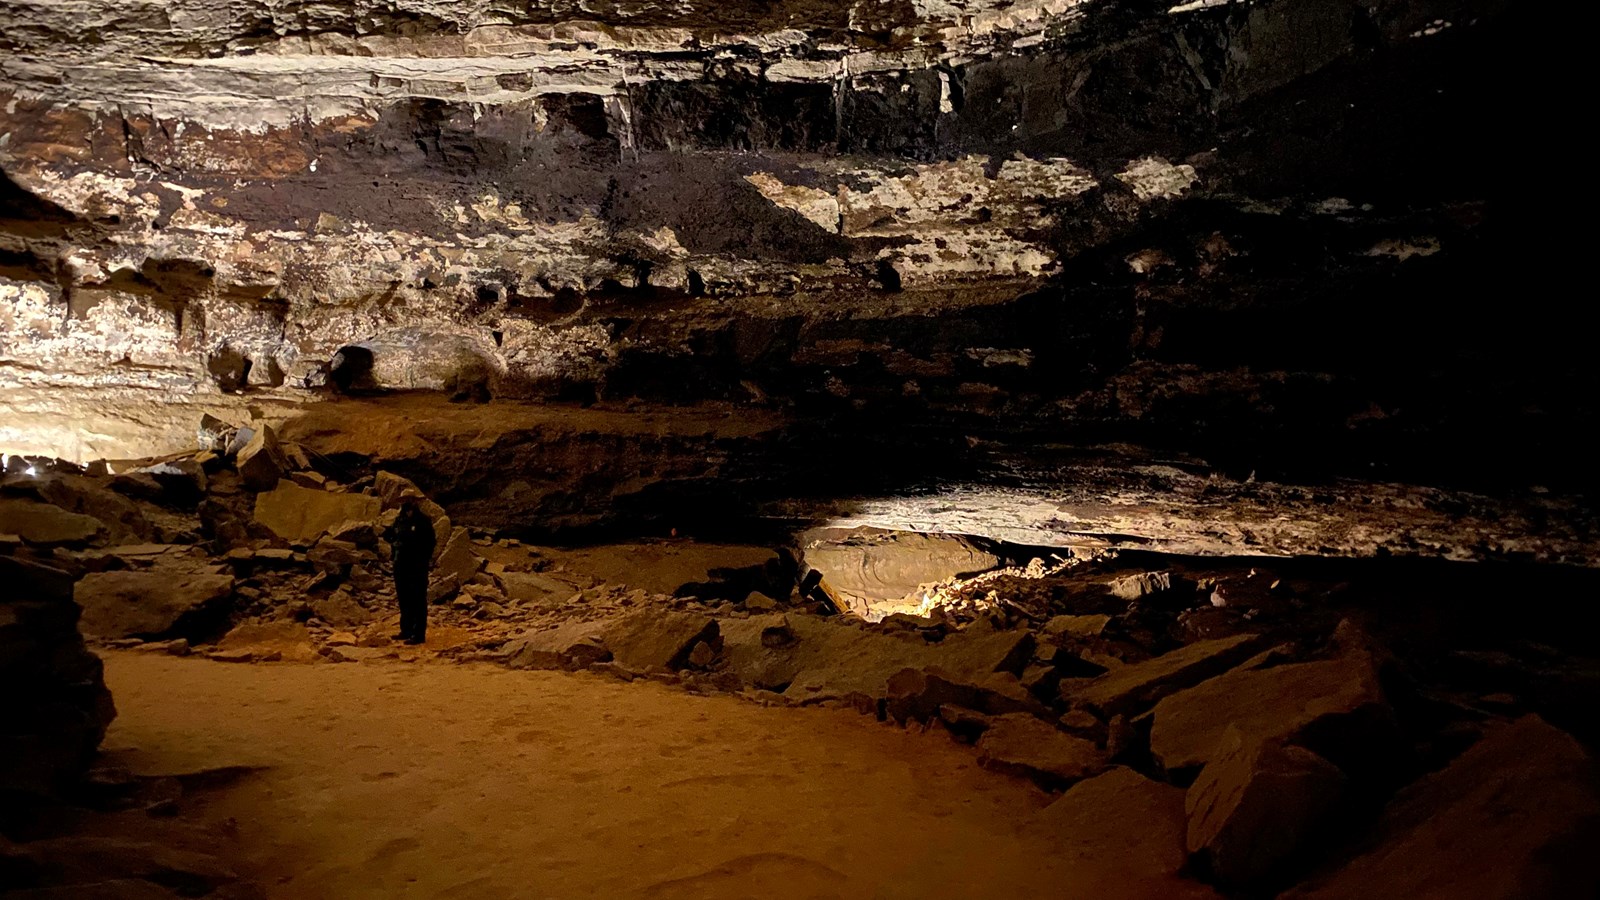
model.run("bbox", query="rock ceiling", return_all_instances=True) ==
[2,0,1578,528]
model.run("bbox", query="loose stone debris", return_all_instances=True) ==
[4,420,1598,897]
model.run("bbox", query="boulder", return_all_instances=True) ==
[28,475,154,544]
[373,470,420,508]
[1286,716,1600,900]
[797,526,1000,617]
[782,628,946,704]
[253,481,381,543]
[1043,614,1111,638]
[719,614,808,690]
[1032,768,1197,886]
[426,574,459,605]
[310,590,371,628]
[885,667,1047,724]
[499,571,573,608]
[880,612,938,630]
[215,621,319,664]
[1,554,77,605]
[107,472,166,504]
[327,519,379,548]
[601,609,719,671]
[280,442,313,471]
[433,527,482,586]
[307,538,364,573]
[1186,727,1346,886]
[976,713,1105,789]
[0,499,103,545]
[743,591,780,612]
[938,705,995,742]
[1108,570,1176,600]
[731,613,1038,706]
[1149,648,1397,775]
[686,640,716,667]
[937,627,1036,676]
[1065,633,1267,718]
[74,570,234,640]
[504,621,612,670]
[224,426,255,457]
[127,458,208,504]
[235,425,289,491]
[1020,664,1064,701]
[289,470,328,489]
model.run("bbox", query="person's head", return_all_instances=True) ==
[399,489,425,512]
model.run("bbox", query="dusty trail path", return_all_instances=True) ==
[101,652,1205,900]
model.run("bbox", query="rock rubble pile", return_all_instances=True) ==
[3,419,1598,897]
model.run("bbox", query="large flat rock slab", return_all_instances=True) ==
[75,569,235,640]
[1064,633,1266,717]
[600,609,718,672]
[504,620,612,670]
[767,616,1033,704]
[0,498,104,545]
[976,713,1105,789]
[253,482,381,544]
[1031,767,1215,897]
[1148,649,1395,774]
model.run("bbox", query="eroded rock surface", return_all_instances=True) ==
[1,1,1582,558]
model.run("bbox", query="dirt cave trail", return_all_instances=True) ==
[101,653,1203,900]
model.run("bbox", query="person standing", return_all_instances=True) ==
[386,493,437,645]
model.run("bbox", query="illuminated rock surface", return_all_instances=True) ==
[1,1,1596,897]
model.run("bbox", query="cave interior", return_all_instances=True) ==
[1,1,1597,898]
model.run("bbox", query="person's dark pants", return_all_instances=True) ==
[396,564,429,642]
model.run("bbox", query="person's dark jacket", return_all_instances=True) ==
[387,506,436,573]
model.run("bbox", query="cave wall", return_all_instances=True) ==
[1,0,1579,490]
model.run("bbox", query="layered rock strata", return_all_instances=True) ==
[1,1,1576,503]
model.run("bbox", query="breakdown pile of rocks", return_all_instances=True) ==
[5,424,1599,897]
[482,558,1600,897]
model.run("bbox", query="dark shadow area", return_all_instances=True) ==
[327,345,377,394]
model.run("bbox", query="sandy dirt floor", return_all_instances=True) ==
[99,652,1210,900]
